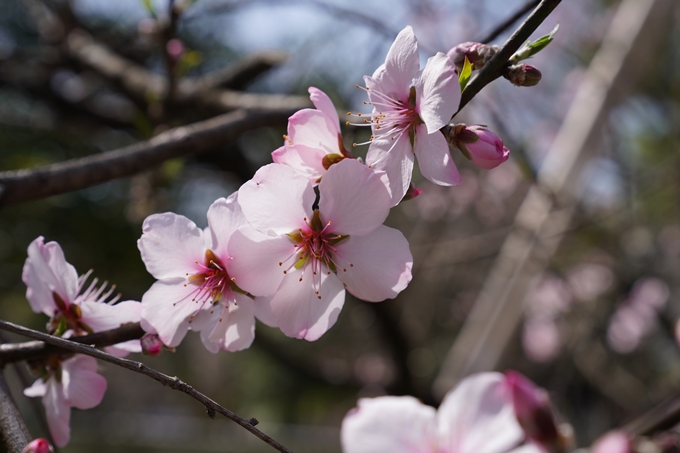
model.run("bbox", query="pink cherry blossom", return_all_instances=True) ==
[137,194,263,351]
[24,355,107,448]
[454,125,510,170]
[272,87,353,183]
[341,372,542,453]
[22,438,54,453]
[22,237,141,357]
[229,159,412,341]
[592,431,633,453]
[361,26,461,204]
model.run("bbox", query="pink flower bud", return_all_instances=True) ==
[505,371,559,446]
[445,124,509,170]
[592,431,634,453]
[22,439,54,453]
[447,42,497,70]
[141,333,164,356]
[402,183,423,201]
[504,63,542,87]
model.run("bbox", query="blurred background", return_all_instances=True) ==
[0,0,679,451]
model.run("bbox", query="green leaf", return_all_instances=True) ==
[511,23,559,62]
[141,0,156,18]
[458,56,474,92]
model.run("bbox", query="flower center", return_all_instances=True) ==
[182,250,240,322]
[279,210,352,299]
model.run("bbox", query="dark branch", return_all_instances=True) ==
[0,108,294,207]
[0,320,294,453]
[0,323,145,365]
[456,0,562,115]
[0,370,31,453]
[476,0,542,44]
[187,51,289,92]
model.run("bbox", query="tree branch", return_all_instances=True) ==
[0,320,294,453]
[186,51,288,92]
[0,370,31,453]
[0,107,294,206]
[456,0,562,115]
[476,0,542,44]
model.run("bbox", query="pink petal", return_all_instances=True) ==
[23,237,79,315]
[237,164,314,234]
[207,193,246,258]
[271,144,328,183]
[24,379,47,398]
[227,227,295,296]
[288,109,339,155]
[269,268,345,341]
[335,225,413,302]
[253,295,278,327]
[104,339,141,357]
[140,280,204,347]
[414,52,460,132]
[197,293,255,353]
[61,355,107,410]
[510,444,548,453]
[308,87,340,133]
[414,124,461,186]
[42,379,70,448]
[366,135,414,205]
[79,300,141,333]
[138,213,206,280]
[375,26,420,100]
[341,396,438,453]
[318,159,391,236]
[437,372,524,453]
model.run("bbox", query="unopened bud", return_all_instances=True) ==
[505,371,559,448]
[503,63,542,87]
[444,124,509,170]
[141,333,164,356]
[592,431,634,453]
[322,153,345,170]
[22,439,54,453]
[402,183,423,201]
[447,42,498,71]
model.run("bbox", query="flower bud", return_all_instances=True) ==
[402,183,423,201]
[444,124,509,170]
[505,371,559,447]
[22,439,54,453]
[141,333,165,356]
[447,42,498,71]
[503,63,542,87]
[592,431,634,453]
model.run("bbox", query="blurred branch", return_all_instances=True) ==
[0,370,31,453]
[161,0,180,105]
[477,0,542,44]
[0,323,144,365]
[625,391,680,436]
[0,320,294,453]
[186,51,288,92]
[456,0,562,116]
[0,107,293,206]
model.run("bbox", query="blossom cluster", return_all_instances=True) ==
[18,24,520,450]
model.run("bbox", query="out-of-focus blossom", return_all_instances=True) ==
[607,277,669,354]
[444,124,510,170]
[360,26,461,204]
[505,371,559,449]
[522,318,562,363]
[22,236,141,357]
[592,431,634,453]
[22,438,54,453]
[272,87,352,183]
[447,41,498,70]
[138,194,263,352]
[567,263,614,301]
[24,355,106,448]
[229,160,412,341]
[341,372,541,453]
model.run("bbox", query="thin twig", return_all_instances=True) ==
[0,108,294,206]
[0,370,31,453]
[0,320,294,453]
[476,0,542,44]
[456,0,562,116]
[0,323,145,365]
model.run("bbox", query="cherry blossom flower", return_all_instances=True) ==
[360,26,461,204]
[272,87,353,183]
[138,195,263,352]
[22,438,54,453]
[22,237,141,357]
[24,355,107,448]
[229,159,412,341]
[341,372,542,453]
